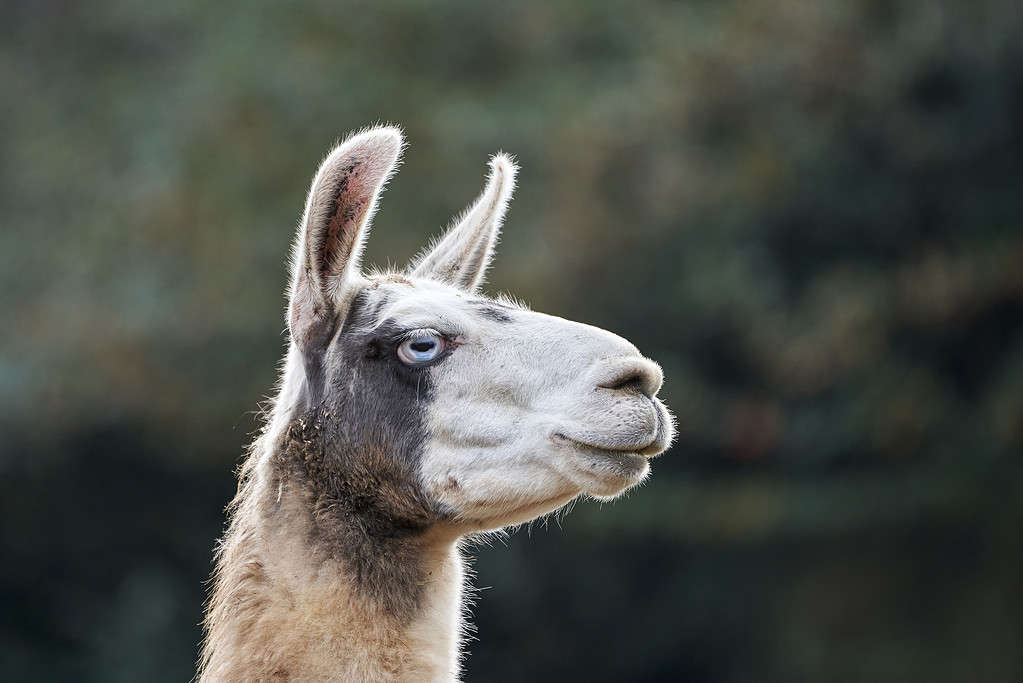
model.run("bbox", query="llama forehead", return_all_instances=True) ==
[353,276,520,333]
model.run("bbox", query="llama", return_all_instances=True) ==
[199,126,674,682]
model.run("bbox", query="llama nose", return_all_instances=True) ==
[596,357,663,399]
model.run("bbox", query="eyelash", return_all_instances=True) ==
[394,328,462,345]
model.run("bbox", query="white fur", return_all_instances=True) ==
[365,280,672,530]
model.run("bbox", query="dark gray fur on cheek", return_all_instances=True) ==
[269,289,445,620]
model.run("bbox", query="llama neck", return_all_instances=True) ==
[200,416,465,682]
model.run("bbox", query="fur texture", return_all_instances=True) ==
[199,126,674,682]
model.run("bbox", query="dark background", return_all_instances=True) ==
[3,1,1022,681]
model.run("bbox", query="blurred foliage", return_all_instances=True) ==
[2,1,1022,681]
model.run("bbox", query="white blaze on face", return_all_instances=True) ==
[373,280,673,532]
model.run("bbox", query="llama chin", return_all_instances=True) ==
[199,125,674,682]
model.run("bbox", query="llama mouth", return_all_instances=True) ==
[552,398,674,459]
[551,432,655,458]
[551,432,651,494]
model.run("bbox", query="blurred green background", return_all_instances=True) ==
[3,1,1023,681]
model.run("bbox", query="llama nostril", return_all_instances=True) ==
[602,372,646,395]
[598,360,661,399]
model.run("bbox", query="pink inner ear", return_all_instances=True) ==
[319,161,369,279]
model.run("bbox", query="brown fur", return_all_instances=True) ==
[199,411,459,682]
[271,412,441,618]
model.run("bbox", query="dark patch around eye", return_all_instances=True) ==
[271,284,446,620]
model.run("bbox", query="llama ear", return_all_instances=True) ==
[409,153,516,291]
[289,126,403,358]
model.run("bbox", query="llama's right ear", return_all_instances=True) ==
[288,127,403,359]
[409,153,516,291]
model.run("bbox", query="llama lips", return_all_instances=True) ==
[551,432,658,457]
[641,398,674,456]
[554,398,673,458]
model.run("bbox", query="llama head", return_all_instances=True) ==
[284,126,674,534]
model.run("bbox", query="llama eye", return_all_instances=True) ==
[397,332,446,366]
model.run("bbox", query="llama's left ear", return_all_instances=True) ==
[289,126,403,360]
[410,153,517,291]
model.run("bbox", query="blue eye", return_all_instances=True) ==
[397,331,446,366]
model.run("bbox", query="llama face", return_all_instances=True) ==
[423,302,672,529]
[319,277,674,531]
[285,126,674,536]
